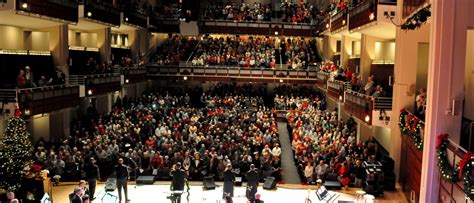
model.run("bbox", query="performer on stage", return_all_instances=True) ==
[246,164,259,203]
[170,162,187,203]
[222,164,235,200]
[115,158,129,203]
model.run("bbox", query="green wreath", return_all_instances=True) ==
[399,109,423,150]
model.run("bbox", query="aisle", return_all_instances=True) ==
[277,122,301,184]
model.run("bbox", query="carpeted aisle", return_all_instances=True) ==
[277,122,301,184]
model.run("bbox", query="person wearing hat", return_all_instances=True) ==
[246,164,259,203]
[85,157,100,200]
[115,158,129,202]
[223,164,235,200]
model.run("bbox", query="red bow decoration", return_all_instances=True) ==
[411,118,419,131]
[32,164,42,171]
[458,152,473,179]
[436,134,448,148]
[400,108,406,114]
[14,106,21,118]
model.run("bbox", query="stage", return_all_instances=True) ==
[51,182,406,203]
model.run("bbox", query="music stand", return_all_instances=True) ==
[165,190,185,203]
[97,189,118,203]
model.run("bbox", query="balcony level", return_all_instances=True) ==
[344,89,393,126]
[327,80,351,101]
[117,66,147,85]
[0,85,79,116]
[122,10,147,29]
[79,0,121,27]
[69,73,121,97]
[148,16,180,33]
[348,0,397,39]
[147,65,319,84]
[199,21,316,37]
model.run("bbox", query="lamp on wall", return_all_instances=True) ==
[365,115,370,123]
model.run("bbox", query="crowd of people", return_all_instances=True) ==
[191,35,277,68]
[16,66,66,88]
[31,84,284,194]
[151,35,198,65]
[280,1,317,24]
[188,35,319,69]
[319,61,387,98]
[202,1,273,22]
[286,93,382,187]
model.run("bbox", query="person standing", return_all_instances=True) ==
[170,162,187,203]
[246,164,259,203]
[222,164,235,200]
[85,157,100,200]
[115,158,129,202]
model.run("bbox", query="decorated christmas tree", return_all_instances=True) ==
[0,108,33,192]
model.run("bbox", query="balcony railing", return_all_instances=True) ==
[118,66,147,84]
[316,72,329,89]
[123,10,147,28]
[69,73,121,96]
[330,8,348,33]
[344,89,393,125]
[17,85,80,115]
[403,0,428,18]
[199,20,316,37]
[147,65,319,84]
[348,0,377,31]
[16,0,79,22]
[83,0,121,26]
[327,80,350,100]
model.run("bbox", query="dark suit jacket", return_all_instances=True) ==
[170,169,187,191]
[246,170,259,187]
[71,194,82,203]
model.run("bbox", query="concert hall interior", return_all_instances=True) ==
[0,0,473,203]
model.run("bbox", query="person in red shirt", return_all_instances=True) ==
[145,137,155,149]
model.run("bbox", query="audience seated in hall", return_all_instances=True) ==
[32,84,283,183]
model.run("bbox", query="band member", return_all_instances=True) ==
[246,164,259,203]
[170,162,187,203]
[115,158,129,202]
[223,164,235,200]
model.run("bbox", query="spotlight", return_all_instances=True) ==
[339,95,343,101]
[369,12,375,20]
[125,79,129,83]
[21,2,27,9]
[365,115,370,123]
[87,89,93,96]
[125,17,129,22]
[183,76,188,81]
[274,31,278,35]
[342,20,346,25]
[279,79,283,83]
[87,11,92,17]
[326,23,329,29]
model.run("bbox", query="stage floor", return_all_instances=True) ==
[51,182,407,203]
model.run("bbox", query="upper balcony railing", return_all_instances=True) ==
[17,85,80,115]
[116,65,147,84]
[327,79,350,100]
[344,89,393,125]
[147,64,319,84]
[316,72,329,90]
[330,8,348,33]
[69,73,121,96]
[402,0,428,18]
[148,15,180,33]
[348,0,377,31]
[123,9,147,28]
[82,0,121,26]
[16,0,79,22]
[199,20,316,37]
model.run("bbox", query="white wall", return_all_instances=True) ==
[31,32,51,51]
[0,25,24,50]
[417,43,429,91]
[373,126,392,152]
[464,30,474,120]
[374,41,396,62]
[32,114,50,142]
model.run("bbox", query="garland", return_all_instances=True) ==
[398,109,424,150]
[436,134,474,200]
